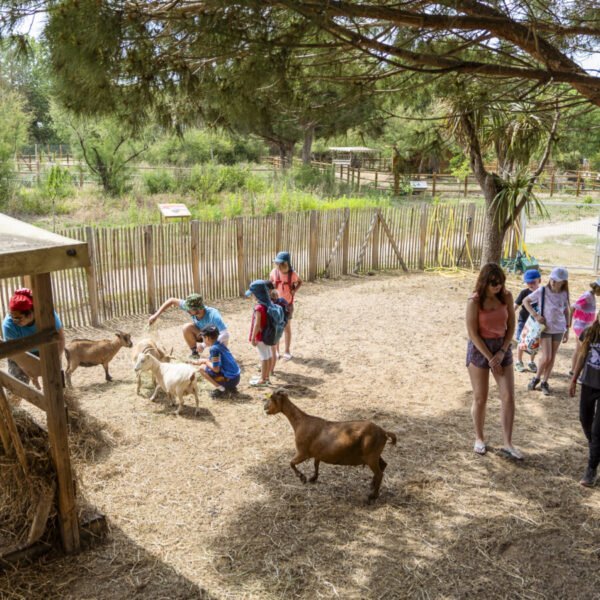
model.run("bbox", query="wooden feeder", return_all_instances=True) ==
[0,214,91,557]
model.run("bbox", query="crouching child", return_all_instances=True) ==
[194,325,241,398]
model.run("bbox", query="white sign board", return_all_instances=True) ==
[158,203,192,219]
[409,181,428,190]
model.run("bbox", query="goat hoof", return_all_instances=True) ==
[299,474,307,484]
[308,477,318,484]
[367,493,379,502]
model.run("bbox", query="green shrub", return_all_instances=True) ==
[583,195,594,204]
[143,169,177,194]
[292,165,337,195]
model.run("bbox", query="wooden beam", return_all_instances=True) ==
[235,218,246,297]
[190,220,201,294]
[342,208,350,275]
[377,210,409,272]
[308,210,319,281]
[32,273,80,554]
[84,228,100,327]
[0,370,47,412]
[418,205,428,270]
[0,386,29,476]
[371,209,380,271]
[144,225,156,314]
[0,329,59,360]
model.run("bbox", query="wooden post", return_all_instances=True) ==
[235,218,246,296]
[0,386,29,475]
[144,225,156,314]
[463,175,468,197]
[275,213,283,251]
[84,227,101,327]
[576,171,582,197]
[190,220,201,294]
[550,171,555,197]
[308,210,319,281]
[347,166,350,183]
[357,168,361,192]
[465,203,476,267]
[432,173,437,197]
[31,272,80,554]
[418,205,428,270]
[371,209,380,270]
[79,171,83,188]
[342,208,350,275]
[374,170,378,189]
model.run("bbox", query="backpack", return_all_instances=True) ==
[274,298,290,327]
[262,303,285,346]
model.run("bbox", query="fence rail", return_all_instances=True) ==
[0,205,489,329]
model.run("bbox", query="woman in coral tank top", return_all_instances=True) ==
[466,263,522,460]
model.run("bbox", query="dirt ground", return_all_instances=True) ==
[2,270,600,600]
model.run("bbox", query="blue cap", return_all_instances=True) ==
[273,251,291,264]
[523,269,541,283]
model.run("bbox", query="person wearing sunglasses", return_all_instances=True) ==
[466,263,522,460]
[2,288,65,383]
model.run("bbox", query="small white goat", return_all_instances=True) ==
[133,353,199,415]
[130,338,173,396]
[65,331,133,387]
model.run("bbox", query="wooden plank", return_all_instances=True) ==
[191,220,201,294]
[308,210,319,281]
[84,228,100,326]
[377,210,409,272]
[371,209,380,271]
[342,208,350,275]
[275,213,283,252]
[418,205,428,270]
[0,329,60,360]
[353,211,378,274]
[0,370,47,412]
[32,272,80,554]
[144,225,156,314]
[0,385,29,476]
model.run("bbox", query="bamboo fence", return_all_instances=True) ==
[0,205,489,329]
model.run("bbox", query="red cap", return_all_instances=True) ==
[9,288,34,312]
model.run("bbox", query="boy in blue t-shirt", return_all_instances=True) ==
[193,325,241,398]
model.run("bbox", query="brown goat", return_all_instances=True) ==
[264,389,397,501]
[65,331,133,387]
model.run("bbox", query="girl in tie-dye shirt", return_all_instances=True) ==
[571,279,600,374]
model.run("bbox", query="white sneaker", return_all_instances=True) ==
[283,352,293,361]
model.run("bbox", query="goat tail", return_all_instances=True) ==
[384,430,397,446]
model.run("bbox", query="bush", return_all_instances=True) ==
[292,165,336,195]
[143,169,177,194]
[10,186,70,216]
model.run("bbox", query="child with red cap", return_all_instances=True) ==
[2,288,65,383]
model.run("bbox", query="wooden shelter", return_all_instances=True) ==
[0,213,90,555]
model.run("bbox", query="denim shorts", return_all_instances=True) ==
[466,338,513,369]
[205,369,240,390]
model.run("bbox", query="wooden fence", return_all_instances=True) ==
[0,205,488,329]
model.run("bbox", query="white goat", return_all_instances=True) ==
[133,353,199,415]
[130,338,173,396]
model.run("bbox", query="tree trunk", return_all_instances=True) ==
[301,125,314,165]
[278,142,295,169]
[480,174,506,265]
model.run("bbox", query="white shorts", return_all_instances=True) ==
[256,341,272,361]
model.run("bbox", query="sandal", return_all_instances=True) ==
[501,446,524,461]
[515,361,525,372]
[282,353,293,361]
[250,378,270,387]
[474,440,487,455]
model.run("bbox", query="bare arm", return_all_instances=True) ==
[149,298,181,325]
[503,292,516,351]
[570,338,586,397]
[563,303,571,342]
[251,308,262,346]
[523,295,545,325]
[466,299,493,361]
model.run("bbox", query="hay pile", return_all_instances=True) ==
[0,390,113,556]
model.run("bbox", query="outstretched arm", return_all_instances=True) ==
[149,298,181,325]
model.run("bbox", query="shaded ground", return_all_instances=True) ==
[1,271,599,599]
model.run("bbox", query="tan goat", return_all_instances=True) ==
[65,331,133,387]
[10,352,41,389]
[264,389,397,501]
[130,338,173,395]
